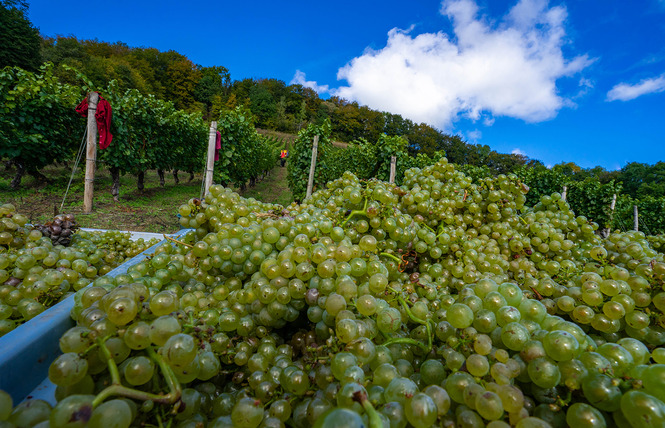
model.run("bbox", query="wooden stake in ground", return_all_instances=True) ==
[634,205,639,231]
[83,92,99,214]
[203,121,217,198]
[600,193,618,238]
[389,156,397,184]
[306,135,319,199]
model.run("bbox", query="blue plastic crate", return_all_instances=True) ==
[0,229,192,404]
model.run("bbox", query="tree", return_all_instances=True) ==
[194,65,231,119]
[0,0,41,71]
[248,84,276,128]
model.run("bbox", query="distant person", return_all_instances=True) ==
[280,149,288,167]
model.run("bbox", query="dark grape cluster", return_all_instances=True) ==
[2,159,665,428]
[34,214,79,246]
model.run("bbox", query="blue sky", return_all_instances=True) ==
[27,0,665,170]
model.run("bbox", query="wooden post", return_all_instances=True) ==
[203,121,217,198]
[561,185,567,202]
[600,193,618,239]
[306,135,319,199]
[634,205,639,231]
[389,156,397,184]
[83,92,99,213]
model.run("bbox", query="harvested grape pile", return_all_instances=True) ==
[2,158,665,428]
[0,207,160,334]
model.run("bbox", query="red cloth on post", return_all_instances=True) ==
[75,93,113,149]
[214,131,221,161]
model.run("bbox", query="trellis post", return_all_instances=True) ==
[203,122,217,198]
[306,136,319,199]
[83,92,99,213]
[389,156,397,184]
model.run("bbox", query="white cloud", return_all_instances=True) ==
[512,148,526,156]
[606,74,665,102]
[290,70,330,94]
[467,129,482,142]
[322,0,592,130]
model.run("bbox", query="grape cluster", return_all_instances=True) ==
[0,204,36,249]
[3,158,665,428]
[646,234,665,253]
[34,214,79,246]
[0,219,159,335]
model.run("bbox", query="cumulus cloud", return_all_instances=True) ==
[467,129,482,142]
[290,70,330,94]
[512,148,526,156]
[606,74,665,101]
[326,0,592,130]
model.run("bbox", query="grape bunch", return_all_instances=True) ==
[646,234,665,253]
[34,214,79,246]
[0,204,37,249]
[0,214,160,335]
[3,158,665,428]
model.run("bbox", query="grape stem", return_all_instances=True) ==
[379,252,402,264]
[352,389,383,428]
[340,197,368,227]
[384,288,434,353]
[163,234,194,248]
[422,223,435,233]
[92,339,182,408]
[382,337,430,353]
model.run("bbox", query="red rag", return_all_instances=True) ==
[75,93,113,149]
[214,131,221,161]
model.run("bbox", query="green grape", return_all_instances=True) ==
[419,359,446,386]
[384,377,418,405]
[515,416,554,428]
[475,390,504,421]
[106,297,138,326]
[542,330,580,362]
[48,353,89,387]
[49,395,94,428]
[231,397,264,428]
[405,393,437,428]
[501,322,530,351]
[149,315,181,346]
[376,307,401,333]
[124,321,152,350]
[0,390,12,421]
[313,408,364,428]
[652,347,665,364]
[527,357,561,389]
[9,400,52,427]
[620,390,665,428]
[566,402,607,428]
[447,303,474,329]
[466,354,490,377]
[88,399,132,428]
[162,333,197,367]
[122,356,155,386]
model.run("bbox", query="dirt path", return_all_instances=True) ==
[239,164,293,207]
